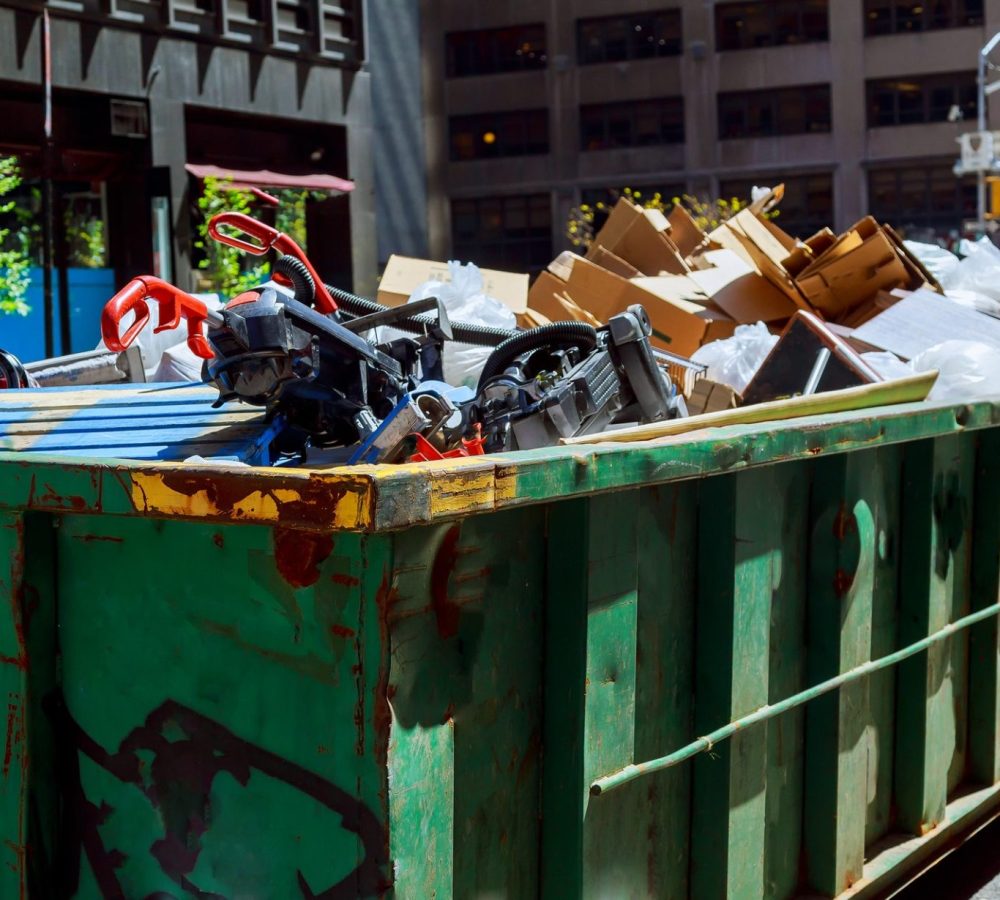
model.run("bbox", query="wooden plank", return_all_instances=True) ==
[968,428,1000,785]
[0,513,27,898]
[631,482,697,899]
[691,468,776,899]
[895,435,974,834]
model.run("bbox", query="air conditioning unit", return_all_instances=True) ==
[110,99,149,139]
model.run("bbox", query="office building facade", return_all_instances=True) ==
[420,0,998,271]
[0,0,374,315]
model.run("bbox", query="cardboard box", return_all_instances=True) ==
[378,255,529,313]
[687,379,740,416]
[795,219,910,320]
[587,198,688,276]
[589,245,642,279]
[529,254,734,357]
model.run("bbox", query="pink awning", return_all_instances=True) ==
[185,164,354,194]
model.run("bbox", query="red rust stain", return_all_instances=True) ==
[331,573,361,587]
[273,528,334,588]
[2,701,24,780]
[833,568,855,597]
[330,624,356,639]
[157,471,363,530]
[832,503,857,541]
[317,745,329,755]
[516,728,542,788]
[73,534,123,543]
[430,526,462,639]
[373,571,395,769]
[212,533,225,548]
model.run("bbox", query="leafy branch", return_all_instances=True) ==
[0,156,32,315]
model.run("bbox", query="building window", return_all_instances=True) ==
[715,1,829,51]
[718,173,834,237]
[869,163,975,238]
[577,10,683,64]
[449,110,549,162]
[580,98,685,151]
[867,72,976,127]
[445,24,547,78]
[718,85,831,139]
[864,0,984,36]
[451,195,552,271]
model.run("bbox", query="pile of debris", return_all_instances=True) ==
[2,187,997,467]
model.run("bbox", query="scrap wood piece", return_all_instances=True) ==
[561,371,938,446]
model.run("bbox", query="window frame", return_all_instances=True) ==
[714,0,830,52]
[865,71,977,128]
[579,97,686,151]
[448,109,550,162]
[445,22,547,78]
[450,193,553,271]
[717,84,832,139]
[868,162,976,237]
[576,9,683,65]
[863,0,984,37]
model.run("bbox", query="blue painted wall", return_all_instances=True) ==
[0,267,117,362]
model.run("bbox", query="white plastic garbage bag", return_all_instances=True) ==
[408,261,516,389]
[690,322,778,393]
[940,237,1000,304]
[861,351,913,382]
[904,240,960,284]
[98,292,222,380]
[911,340,1000,402]
[152,340,207,383]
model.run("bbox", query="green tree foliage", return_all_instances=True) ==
[0,156,32,315]
[193,179,325,297]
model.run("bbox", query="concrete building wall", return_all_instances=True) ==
[0,2,376,293]
[420,0,1000,264]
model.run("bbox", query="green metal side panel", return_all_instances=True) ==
[0,513,27,900]
[633,483,697,900]
[895,435,975,834]
[386,508,546,899]
[52,514,392,898]
[764,468,808,900]
[969,429,1000,785]
[692,467,787,900]
[804,449,892,895]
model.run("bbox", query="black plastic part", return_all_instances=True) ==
[326,284,516,348]
[273,255,316,303]
[0,349,29,389]
[476,322,600,390]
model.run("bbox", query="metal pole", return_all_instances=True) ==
[591,600,1000,796]
[977,33,1000,232]
[41,9,55,358]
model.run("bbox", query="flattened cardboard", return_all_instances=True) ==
[589,245,642,279]
[378,255,529,313]
[588,197,688,276]
[668,204,708,258]
[688,248,799,324]
[852,289,1000,359]
[709,215,809,312]
[531,254,733,356]
[687,379,740,416]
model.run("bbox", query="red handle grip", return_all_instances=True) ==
[101,276,217,360]
[207,212,338,315]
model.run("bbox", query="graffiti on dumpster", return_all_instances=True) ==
[48,696,388,899]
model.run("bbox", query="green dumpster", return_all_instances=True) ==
[1,394,999,898]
